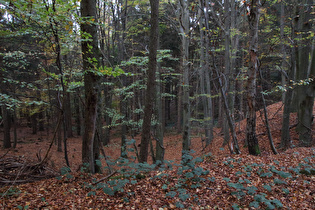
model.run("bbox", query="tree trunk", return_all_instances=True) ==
[246,0,260,155]
[81,0,101,173]
[139,0,159,163]
[104,83,112,145]
[178,0,191,154]
[155,63,164,163]
[31,106,37,135]
[74,94,81,136]
[65,92,73,137]
[294,0,314,146]
[2,106,11,149]
[198,0,213,146]
[280,2,295,149]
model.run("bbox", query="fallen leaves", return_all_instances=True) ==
[1,102,315,208]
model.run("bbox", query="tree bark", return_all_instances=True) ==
[2,106,11,149]
[280,2,295,149]
[294,0,314,146]
[178,0,191,154]
[139,0,159,163]
[155,61,164,162]
[246,0,260,155]
[199,0,213,146]
[81,0,101,173]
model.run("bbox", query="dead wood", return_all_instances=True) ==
[0,155,59,186]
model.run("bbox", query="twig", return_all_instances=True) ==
[93,170,118,185]
[0,149,11,160]
[270,103,284,120]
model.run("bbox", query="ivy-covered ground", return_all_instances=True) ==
[1,102,315,209]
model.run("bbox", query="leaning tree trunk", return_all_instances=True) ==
[81,0,101,173]
[139,0,159,163]
[246,0,260,155]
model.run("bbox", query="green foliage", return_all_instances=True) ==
[56,166,73,180]
[250,193,283,209]
[17,205,29,210]
[0,187,21,197]
[299,168,315,176]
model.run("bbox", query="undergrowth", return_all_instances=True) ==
[57,142,315,209]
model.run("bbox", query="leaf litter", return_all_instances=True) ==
[0,102,315,209]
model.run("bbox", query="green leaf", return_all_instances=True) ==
[103,187,115,196]
[271,199,283,208]
[274,178,287,185]
[246,186,258,195]
[175,201,185,208]
[263,184,272,192]
[249,201,259,208]
[260,172,273,178]
[282,188,290,195]
[232,204,240,210]
[178,192,190,201]
[185,172,194,178]
[166,191,176,198]
[227,182,244,190]
[223,177,230,182]
[87,191,96,196]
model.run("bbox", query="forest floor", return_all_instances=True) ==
[0,102,315,209]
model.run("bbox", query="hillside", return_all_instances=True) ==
[0,102,314,209]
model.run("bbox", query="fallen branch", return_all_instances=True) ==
[93,170,118,185]
[0,156,59,187]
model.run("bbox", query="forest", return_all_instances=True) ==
[0,0,314,209]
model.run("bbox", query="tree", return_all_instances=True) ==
[177,0,191,155]
[139,0,159,163]
[80,0,102,173]
[198,0,214,146]
[280,0,294,149]
[293,0,314,147]
[246,0,261,155]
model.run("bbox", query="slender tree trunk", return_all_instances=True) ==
[178,0,191,154]
[199,0,213,146]
[223,0,232,147]
[155,62,164,163]
[104,83,112,145]
[2,106,11,149]
[65,92,73,137]
[120,92,127,158]
[74,94,81,136]
[81,0,101,173]
[57,115,62,152]
[176,84,182,133]
[140,0,159,163]
[246,0,260,155]
[13,107,17,148]
[214,64,240,154]
[258,71,278,154]
[31,106,37,135]
[280,3,295,149]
